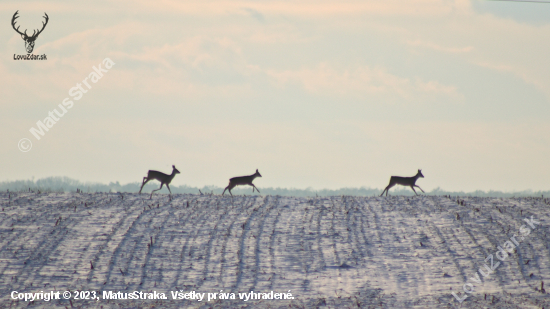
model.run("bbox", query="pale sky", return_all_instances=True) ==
[2,0,550,192]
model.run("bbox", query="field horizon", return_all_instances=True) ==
[1,176,549,198]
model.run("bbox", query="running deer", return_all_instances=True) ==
[222,169,262,197]
[139,165,180,199]
[380,169,424,196]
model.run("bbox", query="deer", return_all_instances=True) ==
[380,169,424,196]
[222,169,262,197]
[139,165,180,199]
[12,11,49,54]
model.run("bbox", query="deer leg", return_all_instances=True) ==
[150,183,164,199]
[410,186,418,195]
[252,184,260,193]
[381,183,395,196]
[166,184,173,200]
[152,183,165,193]
[223,182,234,196]
[229,183,236,197]
[224,183,236,197]
[415,185,425,193]
[139,177,149,194]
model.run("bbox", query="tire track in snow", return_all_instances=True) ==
[195,196,236,292]
[233,196,268,291]
[168,195,201,289]
[99,197,150,290]
[250,195,278,291]
[100,195,176,290]
[342,196,365,265]
[84,196,147,290]
[154,195,198,290]
[269,197,305,293]
[472,197,550,295]
[266,196,284,291]
[458,204,513,295]
[377,196,427,300]
[191,197,228,291]
[360,197,402,294]
[139,196,186,290]
[351,196,375,260]
[390,197,429,299]
[6,196,80,293]
[203,195,254,291]
[172,195,218,289]
[310,197,327,273]
[215,196,248,289]
[3,194,90,289]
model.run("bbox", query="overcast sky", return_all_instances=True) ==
[2,0,550,192]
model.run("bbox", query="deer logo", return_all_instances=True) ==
[11,10,49,54]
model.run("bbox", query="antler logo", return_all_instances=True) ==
[11,10,49,54]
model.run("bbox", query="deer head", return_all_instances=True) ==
[12,11,49,54]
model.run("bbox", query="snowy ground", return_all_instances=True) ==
[1,192,549,308]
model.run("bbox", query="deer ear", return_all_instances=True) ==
[256,169,258,172]
[173,165,175,168]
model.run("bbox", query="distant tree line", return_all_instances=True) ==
[0,177,548,198]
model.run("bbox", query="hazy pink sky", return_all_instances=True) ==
[2,0,550,191]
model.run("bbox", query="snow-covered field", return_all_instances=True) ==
[1,192,549,308]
